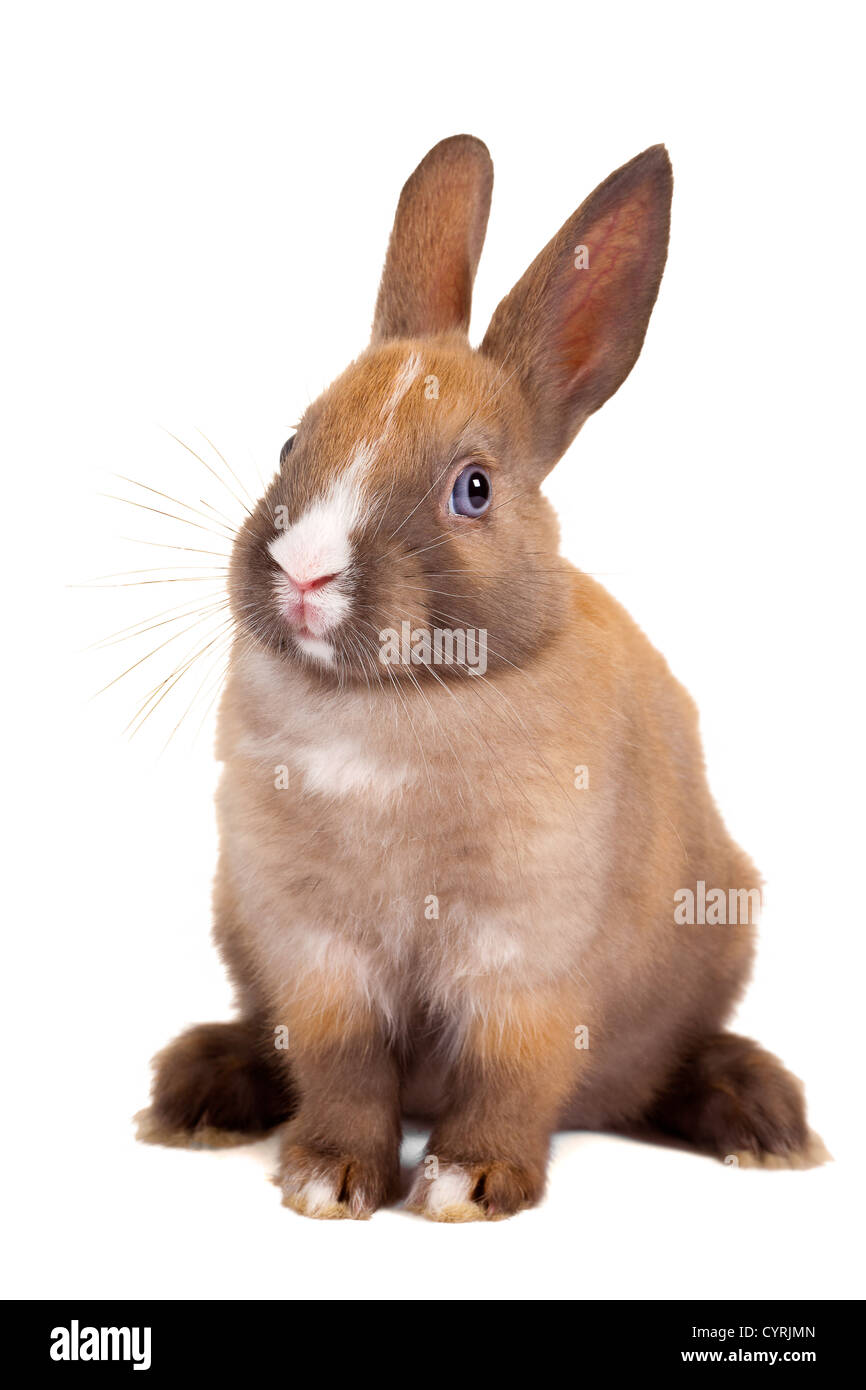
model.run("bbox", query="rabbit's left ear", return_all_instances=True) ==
[482,145,672,474]
[372,135,493,343]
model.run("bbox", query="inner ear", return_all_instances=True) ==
[481,145,672,472]
[371,135,493,343]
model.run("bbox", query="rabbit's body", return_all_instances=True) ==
[215,561,753,1127]
[141,138,822,1219]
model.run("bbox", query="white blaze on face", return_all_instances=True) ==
[267,354,422,667]
[269,472,362,585]
[268,472,364,666]
[379,351,422,422]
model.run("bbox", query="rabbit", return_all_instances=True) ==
[137,135,826,1220]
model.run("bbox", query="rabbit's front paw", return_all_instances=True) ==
[407,1158,542,1222]
[277,1142,395,1220]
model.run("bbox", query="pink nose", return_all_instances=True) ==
[288,570,341,593]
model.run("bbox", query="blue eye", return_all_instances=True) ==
[449,465,491,517]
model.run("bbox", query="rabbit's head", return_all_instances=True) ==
[230,136,672,682]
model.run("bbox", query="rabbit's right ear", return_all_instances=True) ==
[371,135,493,343]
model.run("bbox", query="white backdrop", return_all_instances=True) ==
[2,0,863,1300]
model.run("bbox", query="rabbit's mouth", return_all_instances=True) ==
[267,568,354,672]
[272,566,352,643]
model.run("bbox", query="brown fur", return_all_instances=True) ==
[144,1020,295,1139]
[140,136,822,1220]
[372,134,493,342]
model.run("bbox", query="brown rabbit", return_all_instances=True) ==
[138,136,824,1220]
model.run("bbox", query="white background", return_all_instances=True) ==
[2,1,864,1301]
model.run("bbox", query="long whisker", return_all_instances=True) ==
[101,493,236,542]
[126,615,236,738]
[197,497,239,528]
[93,606,231,697]
[121,536,231,559]
[92,596,229,650]
[114,474,238,537]
[78,576,228,588]
[161,630,237,751]
[162,429,253,519]
[83,565,229,580]
[196,429,259,511]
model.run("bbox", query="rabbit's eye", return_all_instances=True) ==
[279,435,296,466]
[449,465,491,517]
